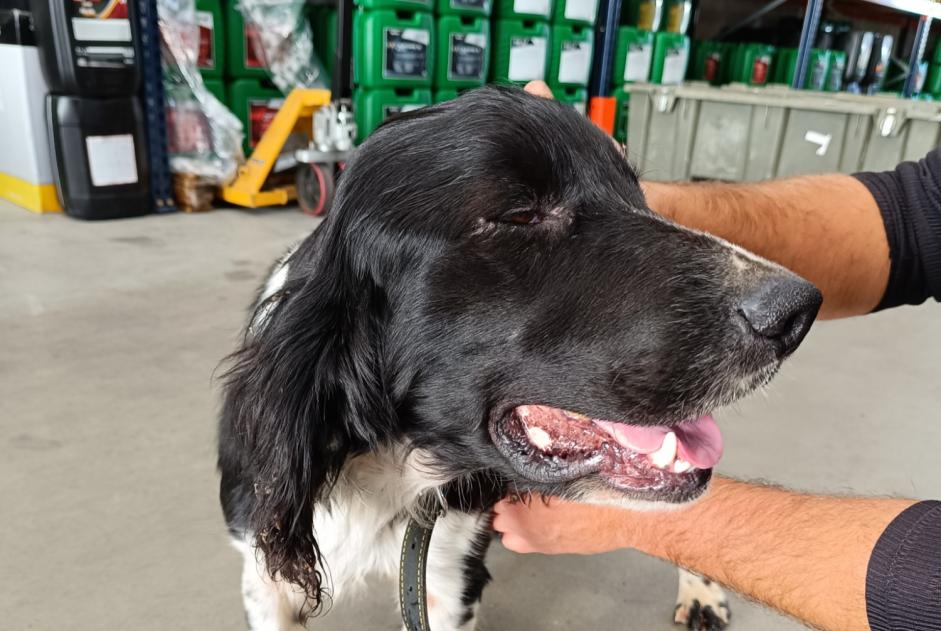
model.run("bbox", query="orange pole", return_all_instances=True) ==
[588,96,617,135]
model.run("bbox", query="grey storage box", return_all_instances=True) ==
[623,82,941,182]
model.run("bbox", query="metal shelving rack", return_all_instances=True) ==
[137,0,177,213]
[793,0,937,96]
[588,0,940,115]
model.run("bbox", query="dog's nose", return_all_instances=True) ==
[737,275,822,358]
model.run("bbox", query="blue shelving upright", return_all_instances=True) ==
[137,0,177,213]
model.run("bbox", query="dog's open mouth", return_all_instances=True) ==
[489,405,723,501]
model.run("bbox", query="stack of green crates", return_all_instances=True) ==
[353,0,436,142]
[609,1,689,142]
[222,0,287,156]
[434,0,491,103]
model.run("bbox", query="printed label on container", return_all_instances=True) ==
[449,33,486,81]
[751,54,771,85]
[827,58,845,91]
[558,41,591,84]
[513,0,551,17]
[196,10,215,69]
[244,22,265,68]
[508,36,547,81]
[70,0,131,42]
[384,28,430,79]
[452,0,486,8]
[661,46,688,84]
[249,99,284,147]
[809,57,827,90]
[624,41,652,82]
[563,0,598,23]
[85,134,138,187]
[704,52,721,82]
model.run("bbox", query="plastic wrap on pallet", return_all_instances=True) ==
[158,0,243,185]
[237,0,328,92]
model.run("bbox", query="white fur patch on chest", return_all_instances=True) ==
[312,446,485,602]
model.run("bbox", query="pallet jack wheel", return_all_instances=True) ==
[296,162,335,216]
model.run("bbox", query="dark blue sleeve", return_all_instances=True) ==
[854,149,941,310]
[866,500,941,631]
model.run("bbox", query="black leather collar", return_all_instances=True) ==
[399,514,440,631]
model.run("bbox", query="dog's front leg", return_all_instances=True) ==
[400,511,492,631]
[674,568,731,630]
[234,537,307,631]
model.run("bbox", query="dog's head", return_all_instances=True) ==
[224,86,820,606]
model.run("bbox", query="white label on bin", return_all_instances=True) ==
[564,0,599,22]
[402,29,430,46]
[624,42,652,82]
[508,37,547,81]
[661,46,689,84]
[558,41,591,85]
[804,131,832,156]
[514,0,551,17]
[86,134,138,187]
[71,18,132,42]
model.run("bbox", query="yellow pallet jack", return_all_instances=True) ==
[221,0,355,215]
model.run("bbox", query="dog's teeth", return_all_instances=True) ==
[649,432,677,469]
[526,426,553,451]
[673,459,692,474]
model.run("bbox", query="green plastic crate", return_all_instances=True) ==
[225,3,267,78]
[613,27,653,85]
[353,9,435,88]
[353,87,432,142]
[435,16,489,88]
[553,0,598,26]
[494,0,552,22]
[550,83,587,114]
[490,19,550,84]
[228,79,284,155]
[547,23,593,87]
[649,32,688,84]
[196,0,225,79]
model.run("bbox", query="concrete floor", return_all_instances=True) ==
[2,200,939,631]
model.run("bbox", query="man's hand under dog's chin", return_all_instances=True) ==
[492,478,717,557]
[493,493,641,555]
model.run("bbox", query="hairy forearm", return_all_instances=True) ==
[643,176,890,319]
[621,477,915,631]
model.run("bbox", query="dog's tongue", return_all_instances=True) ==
[599,415,723,469]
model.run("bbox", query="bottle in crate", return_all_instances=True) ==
[354,9,435,88]
[491,19,550,84]
[435,16,490,88]
[613,27,653,85]
[547,23,593,87]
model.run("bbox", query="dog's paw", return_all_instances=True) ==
[674,570,730,630]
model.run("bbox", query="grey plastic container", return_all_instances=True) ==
[830,93,941,172]
[624,82,941,182]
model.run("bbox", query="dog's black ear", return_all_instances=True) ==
[221,228,393,613]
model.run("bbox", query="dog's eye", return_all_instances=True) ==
[500,210,542,226]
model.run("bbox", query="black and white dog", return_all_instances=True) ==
[218,87,821,631]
